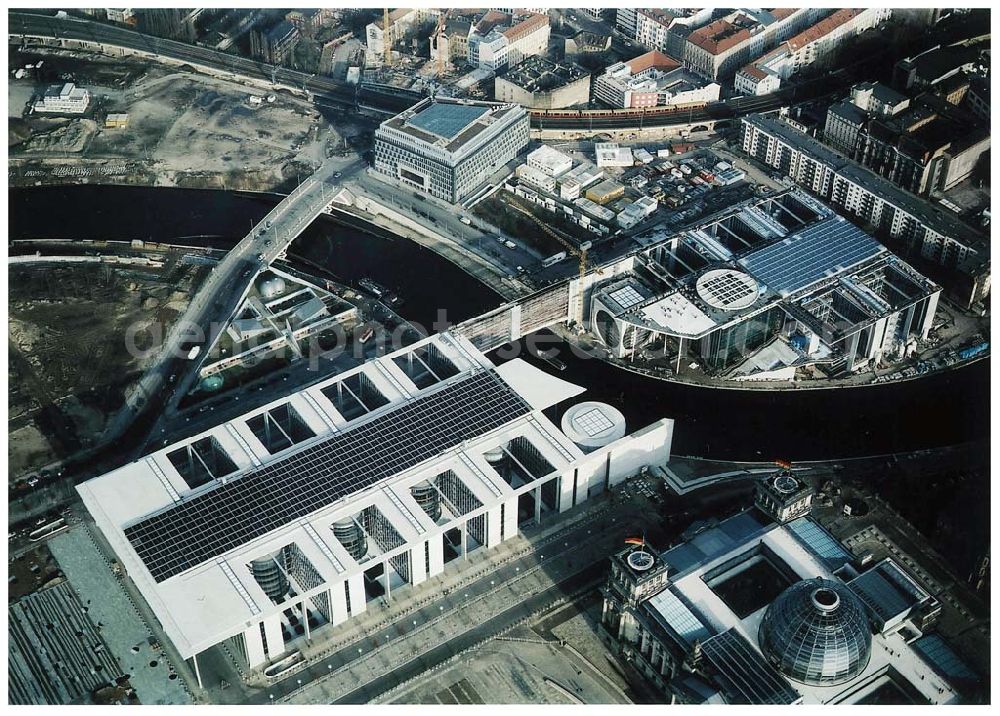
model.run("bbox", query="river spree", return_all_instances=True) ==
[11,185,989,461]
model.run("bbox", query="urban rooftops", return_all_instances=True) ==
[499,55,588,93]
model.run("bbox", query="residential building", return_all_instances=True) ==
[285,9,336,37]
[494,56,590,109]
[468,11,549,72]
[367,8,440,64]
[250,21,300,65]
[684,8,824,81]
[594,51,720,109]
[739,114,990,307]
[735,9,891,96]
[78,333,675,675]
[373,98,529,204]
[850,81,910,116]
[599,474,969,704]
[430,17,472,71]
[33,83,90,114]
[822,101,868,155]
[894,43,984,92]
[633,9,715,59]
[966,74,990,122]
[105,8,136,25]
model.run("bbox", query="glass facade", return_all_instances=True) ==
[758,578,873,686]
[698,306,784,371]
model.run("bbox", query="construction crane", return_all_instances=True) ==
[507,200,590,280]
[382,7,391,68]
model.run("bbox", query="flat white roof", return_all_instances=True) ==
[78,333,594,657]
[640,293,717,337]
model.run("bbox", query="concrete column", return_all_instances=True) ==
[502,497,519,541]
[534,486,543,524]
[428,535,445,577]
[485,506,502,549]
[558,471,575,513]
[328,583,348,626]
[461,521,468,560]
[243,624,267,668]
[920,291,940,339]
[191,652,203,689]
[302,601,311,640]
[347,573,367,617]
[262,614,285,661]
[383,559,392,601]
[410,543,427,586]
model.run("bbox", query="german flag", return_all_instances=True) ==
[775,459,793,469]
[625,536,645,546]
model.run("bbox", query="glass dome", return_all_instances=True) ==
[758,578,872,686]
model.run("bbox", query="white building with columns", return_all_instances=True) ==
[78,332,674,680]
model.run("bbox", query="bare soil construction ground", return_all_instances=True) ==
[9,46,336,190]
[8,259,207,481]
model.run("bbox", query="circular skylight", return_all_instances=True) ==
[696,269,760,311]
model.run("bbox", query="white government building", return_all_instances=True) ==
[79,332,673,679]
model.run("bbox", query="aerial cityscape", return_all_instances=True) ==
[7,5,990,707]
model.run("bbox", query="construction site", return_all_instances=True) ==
[8,46,334,190]
[8,247,208,484]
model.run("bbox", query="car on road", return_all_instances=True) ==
[333,172,341,179]
[460,216,472,225]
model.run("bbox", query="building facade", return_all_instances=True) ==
[684,8,823,81]
[599,475,967,704]
[33,83,90,114]
[78,333,675,675]
[739,114,989,307]
[594,51,720,109]
[589,189,942,376]
[494,56,591,109]
[373,98,529,204]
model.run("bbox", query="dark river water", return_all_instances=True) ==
[10,185,990,461]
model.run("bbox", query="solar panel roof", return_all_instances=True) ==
[701,629,800,705]
[739,217,884,297]
[125,371,530,582]
[406,103,489,140]
[786,517,853,570]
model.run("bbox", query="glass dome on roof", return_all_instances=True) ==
[758,578,872,687]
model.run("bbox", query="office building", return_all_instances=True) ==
[599,473,969,704]
[494,56,591,109]
[33,83,91,114]
[594,51,720,109]
[526,145,573,178]
[78,333,675,675]
[589,189,941,376]
[823,101,868,155]
[373,98,529,204]
[739,114,989,307]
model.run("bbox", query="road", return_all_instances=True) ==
[235,490,664,705]
[144,156,363,442]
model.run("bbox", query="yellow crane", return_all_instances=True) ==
[508,200,594,281]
